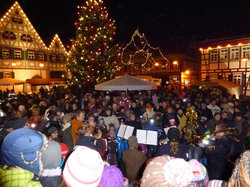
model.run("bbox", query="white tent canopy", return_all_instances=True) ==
[95,74,157,91]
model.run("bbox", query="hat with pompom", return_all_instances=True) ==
[63,146,104,187]
[100,166,124,187]
[141,156,193,187]
[188,159,209,186]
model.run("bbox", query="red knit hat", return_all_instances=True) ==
[60,143,68,158]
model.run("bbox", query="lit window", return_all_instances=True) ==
[28,52,35,60]
[210,50,218,62]
[2,49,9,59]
[39,53,44,60]
[12,17,23,24]
[14,50,21,59]
[230,47,239,60]
[20,34,33,42]
[220,48,228,61]
[52,55,56,62]
[2,31,16,40]
[59,55,64,62]
[242,46,250,58]
[4,72,11,78]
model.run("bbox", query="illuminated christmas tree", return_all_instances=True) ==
[67,0,119,86]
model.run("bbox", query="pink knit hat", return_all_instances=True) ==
[63,146,104,187]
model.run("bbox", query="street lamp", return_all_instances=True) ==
[173,61,178,65]
[39,63,44,77]
[185,70,190,75]
[242,58,248,96]
[11,63,16,76]
[154,62,160,67]
[173,61,181,89]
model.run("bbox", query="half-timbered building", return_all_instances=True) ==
[0,2,67,82]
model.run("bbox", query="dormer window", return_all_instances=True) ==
[15,9,19,15]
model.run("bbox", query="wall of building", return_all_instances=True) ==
[200,44,250,96]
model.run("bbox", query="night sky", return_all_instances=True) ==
[1,0,250,52]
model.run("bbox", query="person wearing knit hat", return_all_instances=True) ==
[128,135,138,148]
[100,166,124,187]
[141,156,193,187]
[47,126,59,141]
[122,136,147,185]
[155,128,188,160]
[39,137,62,187]
[62,146,104,187]
[188,159,209,186]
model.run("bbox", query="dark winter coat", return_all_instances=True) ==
[205,136,232,180]
[155,142,189,160]
[76,135,103,153]
[207,119,224,132]
[200,108,213,121]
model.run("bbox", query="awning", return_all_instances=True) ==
[26,78,65,85]
[0,78,25,85]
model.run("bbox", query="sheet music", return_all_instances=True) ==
[136,129,147,144]
[117,124,126,138]
[146,131,158,145]
[124,126,134,140]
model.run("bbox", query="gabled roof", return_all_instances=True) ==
[48,34,68,55]
[0,1,48,50]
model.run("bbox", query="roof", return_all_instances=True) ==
[198,35,250,48]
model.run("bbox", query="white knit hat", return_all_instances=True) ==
[63,146,104,187]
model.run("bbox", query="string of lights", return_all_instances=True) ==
[120,29,170,71]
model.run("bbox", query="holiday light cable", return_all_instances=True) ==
[120,29,170,71]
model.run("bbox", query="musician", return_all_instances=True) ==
[198,123,232,180]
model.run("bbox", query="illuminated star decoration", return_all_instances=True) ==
[120,29,170,71]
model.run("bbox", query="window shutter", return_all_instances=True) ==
[21,51,24,59]
[49,55,52,62]
[25,51,28,60]
[10,49,14,59]
[0,49,2,59]
[0,72,3,78]
[44,54,47,61]
[11,72,15,78]
[35,53,39,60]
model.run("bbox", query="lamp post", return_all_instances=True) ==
[173,61,181,89]
[39,63,44,77]
[242,58,248,96]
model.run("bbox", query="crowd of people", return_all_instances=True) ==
[0,86,249,187]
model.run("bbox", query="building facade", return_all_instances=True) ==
[199,36,250,96]
[0,2,67,83]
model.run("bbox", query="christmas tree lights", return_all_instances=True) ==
[67,0,119,85]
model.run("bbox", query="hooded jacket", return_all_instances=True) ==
[0,165,42,187]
